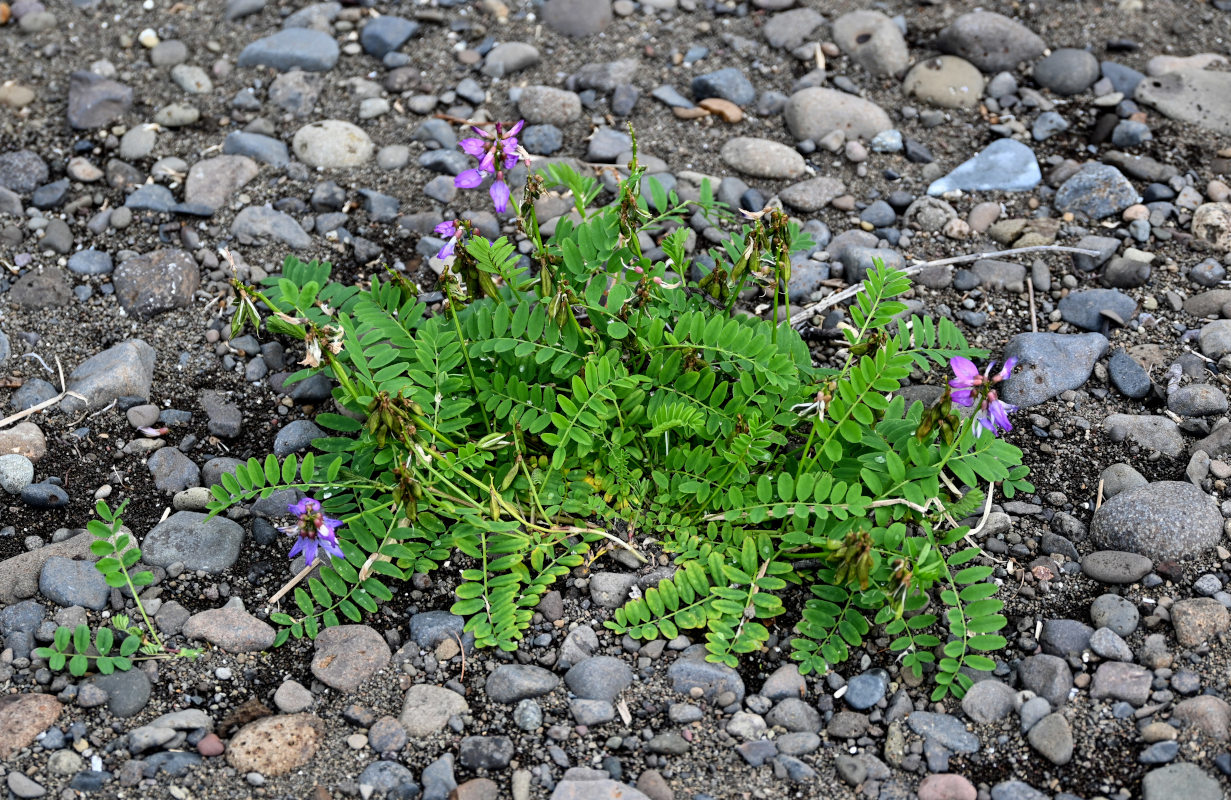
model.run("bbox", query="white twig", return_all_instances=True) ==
[792,245,1100,328]
[0,356,85,429]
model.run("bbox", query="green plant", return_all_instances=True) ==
[201,124,1030,699]
[34,500,201,676]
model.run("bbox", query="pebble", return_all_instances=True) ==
[1034,49,1100,95]
[784,87,892,142]
[359,16,419,58]
[0,453,35,494]
[565,656,633,703]
[38,557,109,610]
[1054,163,1140,220]
[903,56,985,109]
[1141,763,1225,800]
[720,137,805,179]
[399,684,469,737]
[291,120,373,168]
[226,714,325,776]
[831,10,909,76]
[935,11,1046,73]
[485,664,559,704]
[67,71,133,129]
[517,86,582,126]
[1000,332,1108,407]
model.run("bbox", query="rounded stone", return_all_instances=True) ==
[310,625,391,692]
[903,56,986,109]
[784,87,892,142]
[292,121,374,168]
[1090,481,1222,561]
[1034,48,1100,96]
[719,137,806,179]
[225,715,326,776]
[0,453,35,494]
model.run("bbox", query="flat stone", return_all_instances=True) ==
[292,120,373,168]
[565,656,632,702]
[485,664,560,703]
[143,511,243,573]
[667,655,746,704]
[1081,550,1152,584]
[1171,696,1230,741]
[831,10,909,76]
[1141,763,1225,800]
[182,602,276,652]
[114,249,200,321]
[88,669,151,717]
[1170,598,1230,647]
[238,29,339,72]
[1034,48,1100,95]
[39,557,109,610]
[1135,70,1231,135]
[224,132,290,167]
[784,87,892,142]
[1090,661,1152,706]
[542,0,612,36]
[185,156,259,214]
[517,86,582,126]
[63,340,156,414]
[311,625,391,692]
[779,176,845,213]
[231,206,312,249]
[67,71,133,129]
[226,714,326,775]
[0,694,63,759]
[935,11,1046,73]
[1000,332,1108,407]
[927,139,1041,195]
[359,16,419,58]
[720,137,805,179]
[399,684,469,737]
[1054,163,1140,220]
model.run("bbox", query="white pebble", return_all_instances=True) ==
[215,667,233,680]
[138,28,160,48]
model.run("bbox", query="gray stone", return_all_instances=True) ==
[1054,164,1140,220]
[1039,619,1093,658]
[68,71,133,129]
[291,120,373,168]
[485,664,559,703]
[1033,49,1099,95]
[114,249,200,321]
[936,11,1046,73]
[589,572,638,608]
[667,655,745,704]
[1141,763,1225,800]
[62,340,156,414]
[1090,481,1221,560]
[39,557,109,610]
[518,86,582,126]
[67,250,113,276]
[482,42,540,78]
[142,511,244,573]
[843,670,888,710]
[273,420,323,457]
[779,177,845,213]
[784,88,892,142]
[1090,594,1139,637]
[409,610,465,649]
[565,656,632,702]
[1081,551,1152,584]
[542,0,612,36]
[1108,351,1151,399]
[961,679,1016,723]
[1135,70,1231,135]
[1089,627,1134,661]
[927,138,1041,195]
[311,625,391,692]
[458,736,514,770]
[720,137,805,179]
[1027,713,1073,765]
[223,132,290,167]
[905,712,979,753]
[1017,654,1072,707]
[232,206,311,250]
[0,453,34,494]
[1090,661,1152,706]
[1000,332,1108,407]
[185,156,259,214]
[1102,415,1183,458]
[831,10,909,76]
[691,68,755,107]
[238,29,340,72]
[147,448,200,493]
[768,699,822,733]
[0,150,48,194]
[360,16,419,58]
[762,8,824,51]
[400,684,469,737]
[1170,384,1228,417]
[1058,288,1137,330]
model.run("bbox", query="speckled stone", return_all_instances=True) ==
[1090,481,1222,560]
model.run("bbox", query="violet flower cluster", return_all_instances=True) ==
[433,120,526,261]
[948,356,1016,436]
[281,496,344,566]
[455,120,524,213]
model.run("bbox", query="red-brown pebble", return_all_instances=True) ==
[197,732,225,757]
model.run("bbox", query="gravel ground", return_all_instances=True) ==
[2,0,1231,799]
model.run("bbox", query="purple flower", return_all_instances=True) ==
[490,179,511,213]
[948,356,983,408]
[280,496,344,566]
[452,120,525,214]
[434,219,461,260]
[455,169,485,189]
[976,390,1016,436]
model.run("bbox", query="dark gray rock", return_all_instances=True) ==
[360,16,419,58]
[1054,163,1139,220]
[88,669,151,717]
[223,132,290,167]
[0,150,49,193]
[691,67,756,107]
[935,11,1046,73]
[237,29,340,72]
[68,72,133,130]
[1090,481,1222,560]
[1017,654,1072,707]
[147,448,200,493]
[142,511,243,573]
[1108,350,1151,398]
[114,250,200,320]
[1058,288,1137,331]
[485,664,559,703]
[39,557,109,610]
[458,736,514,770]
[565,656,632,702]
[1000,332,1109,407]
[1033,49,1099,95]
[667,654,745,704]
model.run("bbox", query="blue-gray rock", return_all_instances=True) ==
[360,17,419,58]
[67,250,113,276]
[421,755,456,800]
[1059,288,1137,331]
[651,85,694,109]
[1000,332,1109,407]
[89,669,151,717]
[114,249,201,321]
[0,329,9,368]
[273,420,323,457]
[1169,384,1228,417]
[358,762,415,794]
[960,679,1015,723]
[1141,763,1225,800]
[586,127,631,163]
[1072,235,1121,272]
[1108,350,1151,398]
[569,698,615,725]
[482,42,540,78]
[1102,62,1145,96]
[1033,49,1099,95]
[667,655,745,704]
[1039,619,1093,658]
[67,72,133,130]
[1139,740,1179,764]
[39,557,109,610]
[11,379,56,412]
[124,184,176,213]
[1032,111,1070,141]
[1090,481,1222,560]
[0,453,34,494]
[458,735,514,770]
[1090,594,1139,637]
[238,29,339,72]
[22,482,69,509]
[1027,713,1073,765]
[485,664,559,703]
[927,139,1041,195]
[32,179,69,209]
[1189,258,1227,288]
[1112,120,1152,147]
[843,670,888,710]
[225,0,264,20]
[935,11,1045,73]
[1103,414,1183,458]
[906,712,979,752]
[418,150,470,176]
[565,656,632,702]
[232,206,311,250]
[223,132,290,167]
[1089,626,1134,661]
[691,67,756,107]
[409,610,465,649]
[838,246,904,285]
[142,511,244,573]
[787,260,830,303]
[147,448,200,493]
[991,781,1049,800]
[1054,163,1139,220]
[521,125,563,156]
[0,149,49,193]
